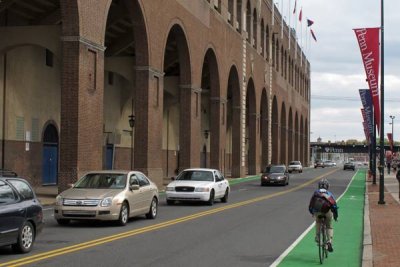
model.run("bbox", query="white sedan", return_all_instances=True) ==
[165,168,230,205]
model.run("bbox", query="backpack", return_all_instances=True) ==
[311,192,332,213]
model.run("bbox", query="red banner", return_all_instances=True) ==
[387,133,394,151]
[354,28,381,133]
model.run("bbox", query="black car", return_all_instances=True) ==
[0,177,43,253]
[261,165,290,186]
[343,162,356,171]
[314,160,325,168]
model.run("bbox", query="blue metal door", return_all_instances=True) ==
[106,144,113,170]
[42,146,58,185]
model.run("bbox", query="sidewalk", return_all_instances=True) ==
[366,171,400,267]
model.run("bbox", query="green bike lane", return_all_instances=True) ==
[275,169,366,267]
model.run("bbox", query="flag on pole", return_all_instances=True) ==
[310,29,317,42]
[299,7,302,22]
[307,19,314,27]
[293,0,297,14]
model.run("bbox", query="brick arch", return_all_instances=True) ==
[246,78,257,174]
[271,96,279,164]
[201,48,221,169]
[280,102,287,164]
[226,65,242,177]
[260,88,268,170]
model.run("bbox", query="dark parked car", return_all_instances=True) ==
[0,177,43,253]
[344,162,356,171]
[261,165,290,186]
[314,160,325,168]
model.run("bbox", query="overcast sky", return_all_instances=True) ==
[277,0,400,142]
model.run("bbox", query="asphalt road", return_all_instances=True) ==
[0,167,355,267]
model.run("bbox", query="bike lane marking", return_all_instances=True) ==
[0,169,338,267]
[272,169,366,267]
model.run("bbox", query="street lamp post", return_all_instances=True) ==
[390,115,395,150]
[128,114,135,170]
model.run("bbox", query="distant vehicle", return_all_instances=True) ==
[324,160,335,167]
[288,161,303,173]
[54,171,159,226]
[344,162,356,171]
[261,165,290,186]
[314,160,325,168]
[165,168,229,206]
[0,177,44,253]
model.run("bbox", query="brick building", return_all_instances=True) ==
[0,0,310,192]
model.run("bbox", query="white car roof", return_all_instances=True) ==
[180,168,219,172]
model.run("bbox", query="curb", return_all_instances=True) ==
[362,179,373,267]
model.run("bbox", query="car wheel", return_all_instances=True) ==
[56,219,70,226]
[12,221,34,253]
[146,197,158,219]
[166,199,174,205]
[221,188,229,203]
[289,170,292,173]
[117,202,129,226]
[286,179,289,186]
[300,170,303,173]
[207,190,215,206]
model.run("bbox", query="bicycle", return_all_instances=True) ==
[317,215,329,264]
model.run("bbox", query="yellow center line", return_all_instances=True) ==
[1,169,338,267]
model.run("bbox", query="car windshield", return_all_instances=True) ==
[265,166,286,173]
[176,171,214,182]
[289,161,300,165]
[74,173,127,189]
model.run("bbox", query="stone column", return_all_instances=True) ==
[179,85,201,171]
[134,66,164,186]
[59,36,105,193]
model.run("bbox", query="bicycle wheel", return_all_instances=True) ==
[322,223,328,260]
[318,224,324,264]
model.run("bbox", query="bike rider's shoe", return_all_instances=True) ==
[327,241,333,252]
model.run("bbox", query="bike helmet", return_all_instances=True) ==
[318,179,330,190]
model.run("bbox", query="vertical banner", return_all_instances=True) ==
[363,122,370,143]
[387,133,394,151]
[354,28,381,132]
[359,89,374,142]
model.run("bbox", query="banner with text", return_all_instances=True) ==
[361,109,370,143]
[359,89,374,141]
[354,28,381,132]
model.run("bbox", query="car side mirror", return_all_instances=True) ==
[129,184,140,191]
[171,176,176,181]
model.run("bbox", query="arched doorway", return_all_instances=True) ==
[295,112,299,160]
[201,48,220,170]
[163,24,192,175]
[271,96,279,164]
[246,78,257,174]
[42,123,59,185]
[280,102,287,164]
[226,66,241,177]
[288,108,293,162]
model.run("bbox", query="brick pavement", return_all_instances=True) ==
[368,174,400,267]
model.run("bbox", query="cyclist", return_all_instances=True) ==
[308,179,338,252]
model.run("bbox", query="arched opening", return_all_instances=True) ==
[226,66,241,177]
[201,48,220,170]
[266,25,270,61]
[163,24,191,176]
[271,96,279,164]
[288,108,293,161]
[246,78,257,174]
[42,123,59,185]
[104,0,149,171]
[280,102,287,164]
[260,89,268,170]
